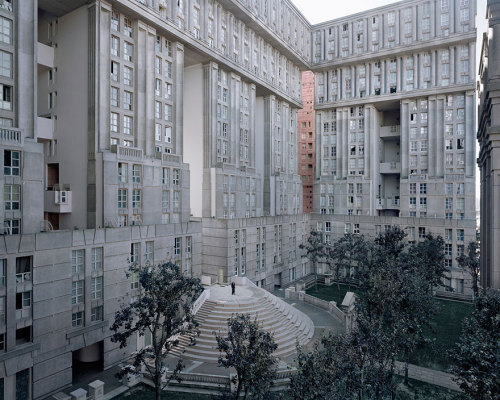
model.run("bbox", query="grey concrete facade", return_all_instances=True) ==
[478,0,500,289]
[0,0,480,398]
[310,0,477,288]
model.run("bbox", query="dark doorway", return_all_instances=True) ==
[72,341,104,385]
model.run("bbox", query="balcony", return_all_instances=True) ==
[38,42,54,69]
[376,197,400,209]
[380,125,400,139]
[44,185,72,213]
[37,116,54,140]
[379,162,401,174]
[386,197,400,209]
[16,272,31,284]
[0,127,23,147]
[16,308,31,320]
[111,145,143,161]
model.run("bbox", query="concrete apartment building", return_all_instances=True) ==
[478,0,500,290]
[310,0,477,290]
[298,70,315,212]
[0,0,477,398]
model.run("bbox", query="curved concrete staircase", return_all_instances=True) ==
[170,282,314,363]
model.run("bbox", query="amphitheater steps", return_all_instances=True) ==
[171,285,314,363]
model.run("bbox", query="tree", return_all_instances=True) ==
[215,314,278,399]
[299,230,325,290]
[327,233,369,302]
[110,262,203,400]
[358,227,445,387]
[449,289,500,400]
[290,334,362,400]
[409,233,447,293]
[292,227,448,399]
[456,240,480,298]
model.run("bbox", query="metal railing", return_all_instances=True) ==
[16,272,31,284]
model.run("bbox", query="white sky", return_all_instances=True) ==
[291,0,487,220]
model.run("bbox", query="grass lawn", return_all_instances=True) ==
[394,377,462,399]
[410,298,473,371]
[307,284,473,371]
[306,282,362,304]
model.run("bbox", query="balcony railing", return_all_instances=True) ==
[111,145,143,161]
[0,127,23,146]
[16,308,31,320]
[16,272,31,284]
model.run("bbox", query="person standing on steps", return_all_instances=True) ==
[231,281,236,295]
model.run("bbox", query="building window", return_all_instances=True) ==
[15,369,30,400]
[123,42,133,61]
[118,162,127,183]
[132,164,141,183]
[130,271,139,290]
[111,61,119,81]
[124,17,133,37]
[131,242,140,264]
[72,281,84,304]
[91,306,103,322]
[418,227,426,239]
[4,219,19,235]
[91,277,103,300]
[0,84,11,110]
[174,237,181,256]
[123,115,132,135]
[0,50,12,78]
[173,169,180,185]
[162,190,170,214]
[1,146,19,175]
[145,241,153,263]
[72,311,84,327]
[118,189,127,209]
[132,189,141,208]
[3,184,18,212]
[110,112,118,132]
[71,250,84,274]
[91,247,103,271]
[0,17,12,44]
[123,91,133,110]
[123,66,132,86]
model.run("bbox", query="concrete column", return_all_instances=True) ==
[136,22,156,156]
[428,97,436,178]
[450,46,455,85]
[465,91,475,177]
[174,42,185,156]
[315,112,322,179]
[380,60,385,94]
[336,109,342,177]
[436,97,444,178]
[203,62,217,168]
[364,106,371,179]
[342,108,348,179]
[249,83,256,167]
[401,102,409,178]
[469,42,476,80]
[230,72,241,165]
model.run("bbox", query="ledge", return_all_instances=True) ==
[66,320,108,339]
[0,342,40,362]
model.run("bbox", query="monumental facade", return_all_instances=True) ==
[0,0,477,398]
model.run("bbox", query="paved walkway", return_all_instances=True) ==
[394,361,459,391]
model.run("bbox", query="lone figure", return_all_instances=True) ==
[231,281,236,295]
